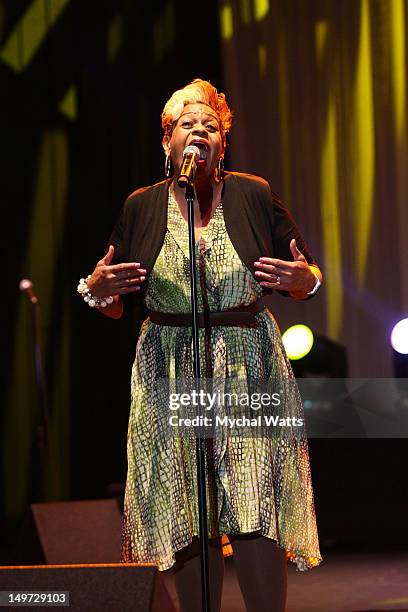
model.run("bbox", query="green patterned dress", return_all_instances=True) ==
[121,189,322,571]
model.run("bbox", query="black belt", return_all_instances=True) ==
[148,301,264,327]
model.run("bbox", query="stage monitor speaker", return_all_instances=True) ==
[16,499,122,565]
[0,564,176,612]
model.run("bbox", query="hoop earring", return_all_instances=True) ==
[216,157,224,181]
[165,154,172,178]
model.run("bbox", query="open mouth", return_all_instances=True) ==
[190,140,209,160]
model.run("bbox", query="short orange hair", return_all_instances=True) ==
[162,78,233,145]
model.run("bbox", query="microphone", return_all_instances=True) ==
[177,145,201,188]
[19,278,38,304]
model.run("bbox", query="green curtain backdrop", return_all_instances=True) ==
[0,0,223,524]
[218,0,408,377]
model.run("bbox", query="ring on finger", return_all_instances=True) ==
[275,274,281,284]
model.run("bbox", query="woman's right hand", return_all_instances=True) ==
[87,245,147,297]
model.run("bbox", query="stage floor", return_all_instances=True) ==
[165,552,408,611]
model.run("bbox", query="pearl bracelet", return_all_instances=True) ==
[77,275,114,308]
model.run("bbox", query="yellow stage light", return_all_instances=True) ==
[282,325,314,361]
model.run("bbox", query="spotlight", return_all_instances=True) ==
[390,318,408,355]
[282,324,314,360]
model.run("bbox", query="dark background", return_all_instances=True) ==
[0,0,225,549]
[0,0,407,561]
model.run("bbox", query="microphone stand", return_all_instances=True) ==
[185,182,211,612]
[22,285,57,498]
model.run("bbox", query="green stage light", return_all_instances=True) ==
[282,324,314,361]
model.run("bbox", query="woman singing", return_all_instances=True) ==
[78,79,322,611]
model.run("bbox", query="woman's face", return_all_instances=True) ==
[163,103,224,178]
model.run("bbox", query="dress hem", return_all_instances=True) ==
[122,529,322,573]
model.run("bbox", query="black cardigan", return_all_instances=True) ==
[108,171,319,308]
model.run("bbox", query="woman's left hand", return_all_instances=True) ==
[254,239,317,293]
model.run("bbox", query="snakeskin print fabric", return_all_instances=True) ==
[121,188,322,571]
